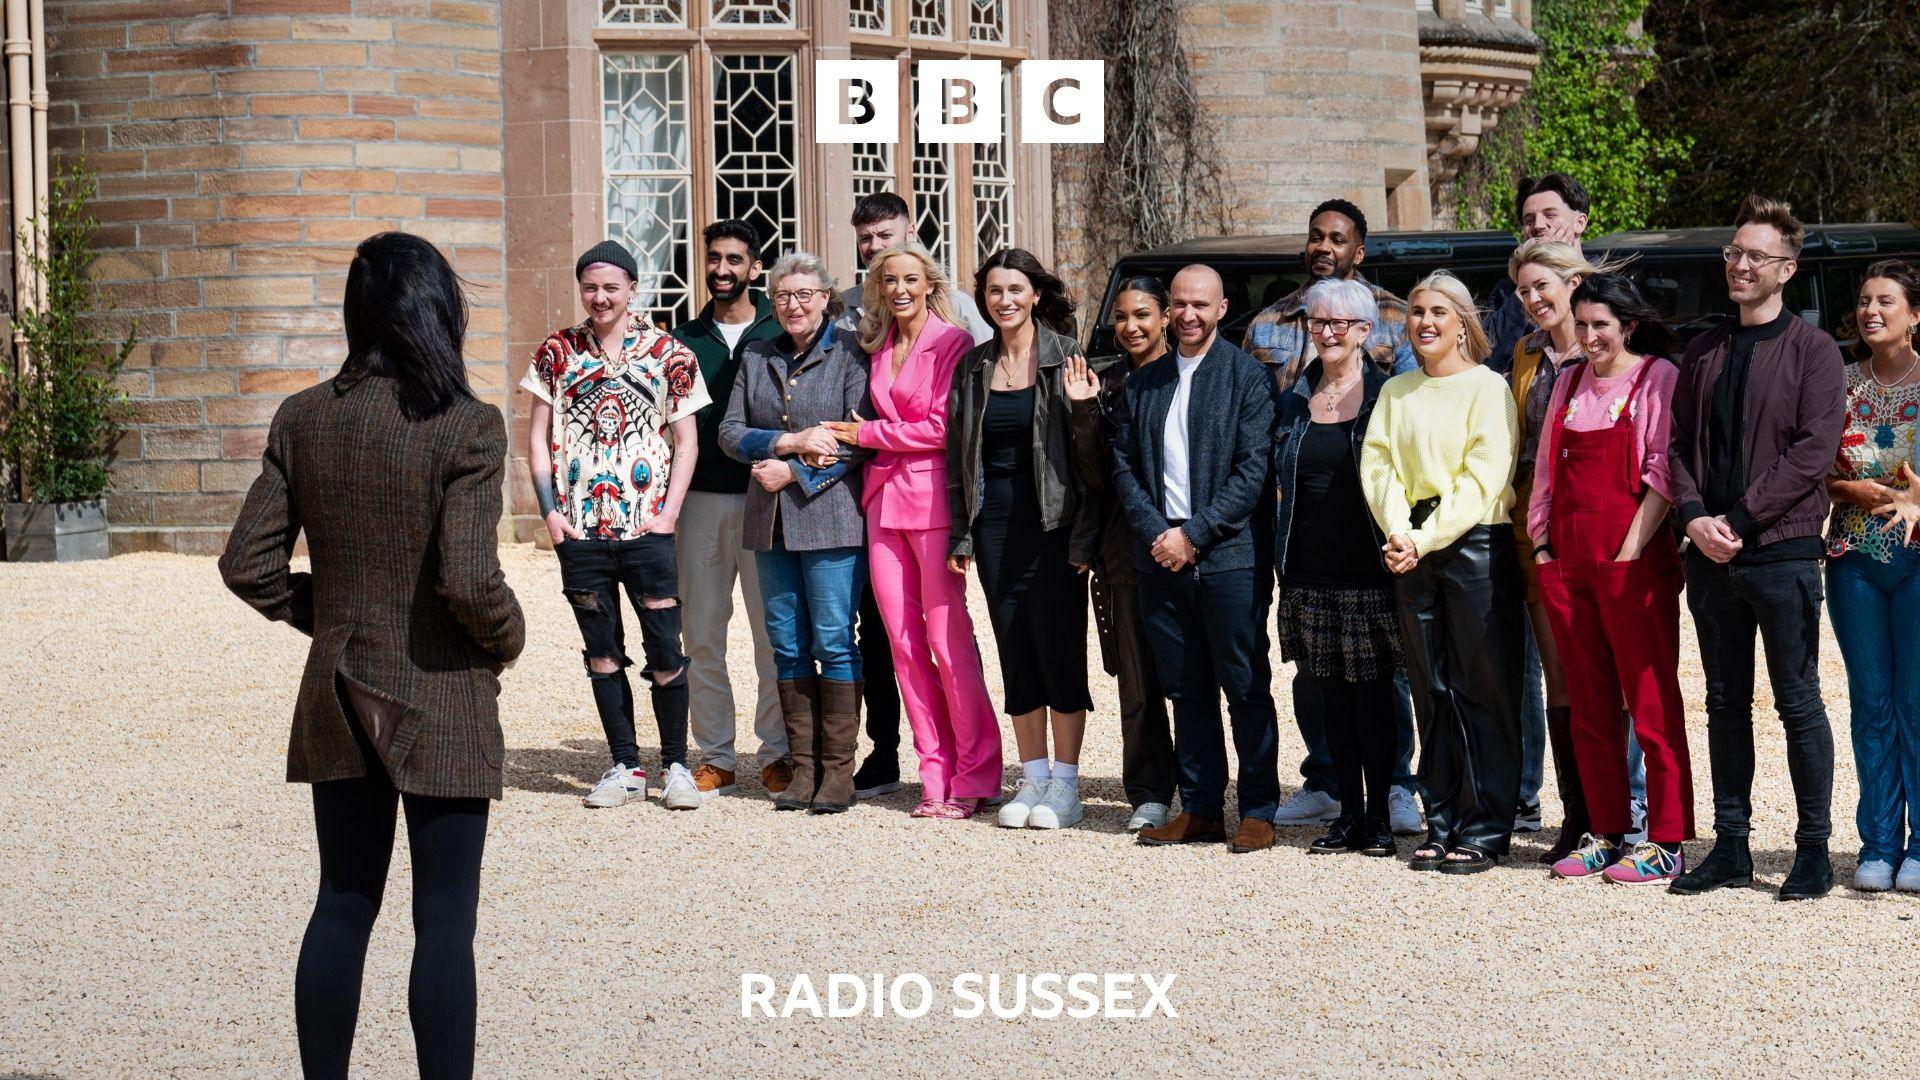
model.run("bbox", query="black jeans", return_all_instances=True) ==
[555,535,690,769]
[1685,552,1834,848]
[858,577,902,755]
[1139,560,1280,822]
[1394,526,1525,857]
[299,691,489,1080]
[1093,577,1176,808]
[1313,673,1398,823]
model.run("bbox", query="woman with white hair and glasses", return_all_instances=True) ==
[1272,277,1408,858]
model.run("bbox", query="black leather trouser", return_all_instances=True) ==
[1393,525,1526,856]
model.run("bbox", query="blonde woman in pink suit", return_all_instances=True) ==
[827,243,1003,819]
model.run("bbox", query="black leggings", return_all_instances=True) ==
[296,708,489,1080]
[1311,673,1397,823]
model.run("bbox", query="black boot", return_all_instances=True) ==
[1669,834,1753,895]
[1538,706,1590,864]
[1309,815,1360,854]
[1778,847,1834,901]
[1358,817,1397,858]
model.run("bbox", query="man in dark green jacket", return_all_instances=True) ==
[670,220,787,800]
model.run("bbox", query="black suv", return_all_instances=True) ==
[1086,224,1920,355]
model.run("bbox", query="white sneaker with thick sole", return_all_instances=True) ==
[1855,858,1896,892]
[1513,800,1543,831]
[660,763,702,811]
[1625,796,1649,845]
[1894,857,1920,893]
[1388,786,1424,836]
[998,779,1045,828]
[1127,802,1171,832]
[1026,779,1084,829]
[1272,788,1341,826]
[583,765,648,808]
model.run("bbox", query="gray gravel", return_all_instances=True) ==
[0,548,1908,1078]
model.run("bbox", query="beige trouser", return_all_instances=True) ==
[675,490,783,771]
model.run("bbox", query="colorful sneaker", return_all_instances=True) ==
[1603,842,1684,886]
[1549,833,1621,879]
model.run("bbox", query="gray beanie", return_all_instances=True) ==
[575,240,638,281]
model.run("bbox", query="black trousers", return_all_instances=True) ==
[1684,552,1835,848]
[858,577,902,754]
[1393,526,1525,856]
[1094,577,1176,807]
[298,696,489,1080]
[555,535,690,769]
[1313,673,1398,823]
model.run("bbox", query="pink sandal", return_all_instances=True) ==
[910,798,947,818]
[942,798,981,819]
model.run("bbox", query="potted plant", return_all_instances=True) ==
[2,159,134,562]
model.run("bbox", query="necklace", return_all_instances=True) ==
[1312,374,1360,417]
[1870,349,1920,390]
[994,345,1033,389]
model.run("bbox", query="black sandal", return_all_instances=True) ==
[1409,839,1449,872]
[1438,846,1497,875]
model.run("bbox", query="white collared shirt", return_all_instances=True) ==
[1161,345,1207,520]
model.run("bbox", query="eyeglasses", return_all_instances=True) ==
[1305,318,1368,335]
[772,288,827,307]
[1722,245,1790,269]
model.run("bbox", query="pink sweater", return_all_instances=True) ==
[1527,355,1679,542]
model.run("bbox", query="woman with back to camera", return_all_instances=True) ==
[1530,273,1693,885]
[1360,270,1524,875]
[1063,275,1178,833]
[825,242,1002,820]
[946,248,1099,831]
[220,231,525,1079]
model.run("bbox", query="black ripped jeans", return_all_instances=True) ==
[555,535,690,770]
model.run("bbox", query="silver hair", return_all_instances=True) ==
[766,251,836,294]
[1302,277,1378,324]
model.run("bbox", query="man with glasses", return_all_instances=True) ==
[1241,199,1422,836]
[1667,194,1847,901]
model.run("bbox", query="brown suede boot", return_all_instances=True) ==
[773,678,821,811]
[1539,705,1591,863]
[812,678,861,813]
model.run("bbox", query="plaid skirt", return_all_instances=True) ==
[1277,584,1405,682]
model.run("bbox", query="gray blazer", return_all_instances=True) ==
[718,320,872,552]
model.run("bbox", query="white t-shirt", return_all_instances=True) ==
[715,319,750,352]
[1161,346,1207,520]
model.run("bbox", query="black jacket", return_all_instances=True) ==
[1069,353,1147,585]
[1271,358,1391,574]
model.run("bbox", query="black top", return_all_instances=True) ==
[983,386,1034,474]
[1704,307,1821,563]
[1284,419,1386,587]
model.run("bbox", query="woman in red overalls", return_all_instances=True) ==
[1530,273,1695,884]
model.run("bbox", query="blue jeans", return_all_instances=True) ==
[1828,547,1920,863]
[755,542,865,683]
[1292,669,1417,794]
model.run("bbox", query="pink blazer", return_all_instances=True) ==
[858,310,974,532]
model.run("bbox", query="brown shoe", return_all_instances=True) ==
[811,679,862,813]
[774,678,821,810]
[1228,817,1276,854]
[1136,812,1227,846]
[692,764,736,799]
[761,758,794,795]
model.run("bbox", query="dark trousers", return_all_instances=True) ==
[1394,526,1525,856]
[858,577,902,756]
[555,536,690,769]
[1312,673,1398,823]
[1139,561,1280,822]
[298,699,488,1080]
[1685,552,1834,848]
[1094,577,1176,807]
[1291,668,1418,795]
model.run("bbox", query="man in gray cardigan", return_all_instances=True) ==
[1112,264,1282,854]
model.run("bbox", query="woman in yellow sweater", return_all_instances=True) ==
[1361,270,1524,875]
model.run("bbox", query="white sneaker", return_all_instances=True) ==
[1855,858,1896,892]
[1272,788,1341,826]
[1514,800,1543,831]
[660,762,702,811]
[1388,786,1424,835]
[1127,802,1171,832]
[1625,796,1649,845]
[1026,779,1084,829]
[1896,858,1920,893]
[998,779,1045,828]
[584,764,648,808]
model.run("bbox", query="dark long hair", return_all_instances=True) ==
[1569,272,1678,359]
[974,247,1077,337]
[1110,274,1170,312]
[1855,259,1920,358]
[340,232,474,420]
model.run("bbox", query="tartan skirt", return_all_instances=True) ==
[1277,584,1406,682]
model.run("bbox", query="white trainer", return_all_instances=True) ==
[1272,787,1341,826]
[1896,858,1920,893]
[584,764,648,808]
[998,779,1045,828]
[660,762,702,811]
[1388,786,1424,836]
[1855,858,1896,892]
[1625,795,1649,845]
[1026,779,1084,830]
[1127,802,1171,832]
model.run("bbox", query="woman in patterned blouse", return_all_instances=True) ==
[1826,259,1920,894]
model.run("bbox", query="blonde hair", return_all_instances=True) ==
[857,242,958,354]
[1506,238,1623,285]
[1408,270,1490,364]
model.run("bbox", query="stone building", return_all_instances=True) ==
[8,0,1536,552]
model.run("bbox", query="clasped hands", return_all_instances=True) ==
[754,425,843,492]
[1382,533,1418,574]
[1152,527,1196,571]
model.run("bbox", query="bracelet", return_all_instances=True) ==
[1533,542,1553,559]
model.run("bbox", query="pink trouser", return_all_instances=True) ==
[868,524,1003,801]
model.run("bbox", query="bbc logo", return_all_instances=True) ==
[815,60,1104,145]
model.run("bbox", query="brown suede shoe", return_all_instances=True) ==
[1136,812,1226,846]
[1228,817,1276,854]
[761,759,793,795]
[692,764,736,799]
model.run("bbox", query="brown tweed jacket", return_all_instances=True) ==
[219,373,526,799]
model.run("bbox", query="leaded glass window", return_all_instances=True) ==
[971,123,1012,263]
[909,0,948,38]
[711,0,795,26]
[852,142,896,201]
[908,69,955,271]
[848,0,888,34]
[603,54,694,326]
[710,54,799,262]
[601,0,686,27]
[967,0,1005,44]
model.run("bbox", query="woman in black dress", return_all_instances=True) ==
[946,248,1098,831]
